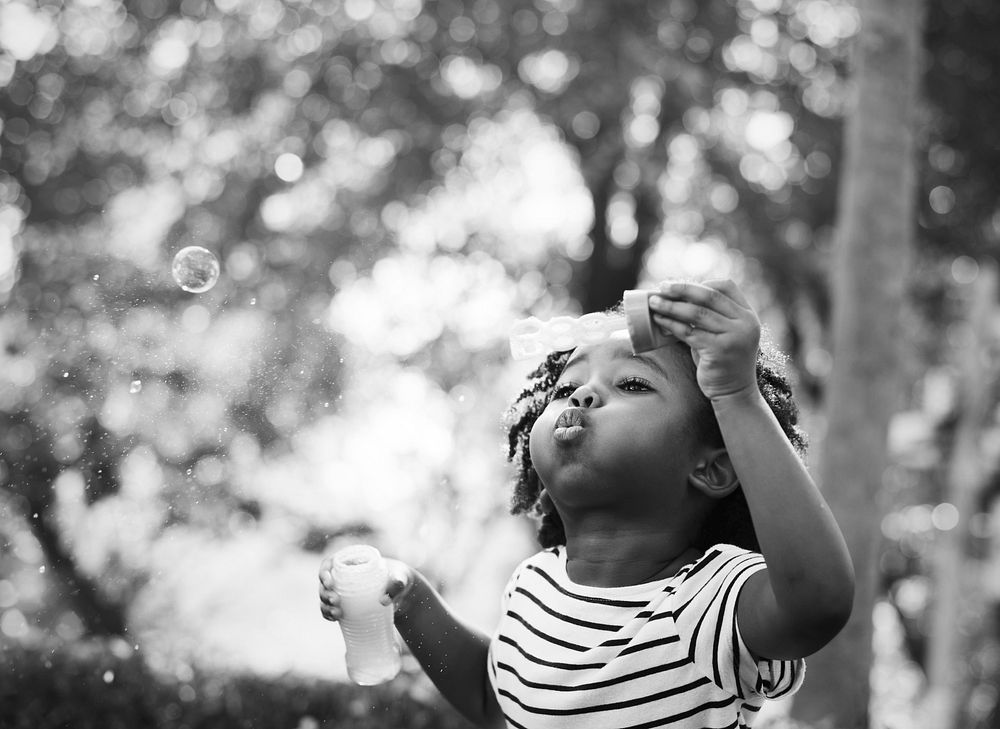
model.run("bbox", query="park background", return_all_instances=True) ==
[1,0,998,727]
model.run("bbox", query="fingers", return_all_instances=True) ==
[703,278,752,308]
[655,279,745,320]
[318,561,343,621]
[319,556,413,619]
[318,586,342,622]
[649,296,730,334]
[651,278,759,335]
[650,312,705,344]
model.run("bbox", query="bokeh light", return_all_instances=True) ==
[1,0,998,726]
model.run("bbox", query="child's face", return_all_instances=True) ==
[528,336,710,516]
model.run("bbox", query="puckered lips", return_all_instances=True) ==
[553,407,587,444]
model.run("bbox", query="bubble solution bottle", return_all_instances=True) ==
[509,289,672,360]
[330,545,402,685]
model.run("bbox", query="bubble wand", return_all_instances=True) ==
[509,290,671,360]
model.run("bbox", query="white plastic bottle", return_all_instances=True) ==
[330,544,402,685]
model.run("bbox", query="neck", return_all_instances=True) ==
[562,525,701,588]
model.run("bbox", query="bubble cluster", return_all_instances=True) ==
[508,290,673,360]
[171,246,220,293]
[509,313,627,360]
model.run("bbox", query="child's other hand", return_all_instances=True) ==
[318,556,416,622]
[649,279,761,401]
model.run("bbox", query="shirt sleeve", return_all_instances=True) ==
[672,544,805,700]
[497,563,520,615]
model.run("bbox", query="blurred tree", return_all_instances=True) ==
[0,0,796,648]
[790,0,925,726]
[920,265,998,729]
[2,0,1000,718]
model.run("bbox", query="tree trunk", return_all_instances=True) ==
[790,0,925,726]
[583,178,657,313]
[1,412,130,637]
[921,264,997,729]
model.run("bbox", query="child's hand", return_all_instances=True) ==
[649,279,761,401]
[318,556,416,622]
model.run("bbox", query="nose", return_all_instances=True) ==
[569,384,601,408]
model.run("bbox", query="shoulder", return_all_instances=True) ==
[673,544,765,606]
[501,547,562,598]
[516,546,562,572]
[682,543,764,581]
[675,546,805,700]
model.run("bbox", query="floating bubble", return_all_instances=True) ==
[129,380,142,394]
[171,246,220,293]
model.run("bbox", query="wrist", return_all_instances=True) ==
[709,384,766,412]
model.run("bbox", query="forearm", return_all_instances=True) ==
[712,389,854,619]
[394,572,502,727]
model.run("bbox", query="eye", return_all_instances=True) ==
[551,382,578,400]
[618,376,653,393]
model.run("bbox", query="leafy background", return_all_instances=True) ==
[2,0,999,726]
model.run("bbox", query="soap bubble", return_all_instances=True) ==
[172,246,220,293]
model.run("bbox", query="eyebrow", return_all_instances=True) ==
[633,352,671,380]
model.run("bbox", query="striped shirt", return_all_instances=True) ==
[487,544,804,729]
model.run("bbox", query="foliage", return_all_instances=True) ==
[2,637,476,729]
[1,0,1000,724]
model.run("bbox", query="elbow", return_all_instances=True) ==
[800,565,855,650]
[829,557,856,629]
[816,590,853,641]
[783,597,852,658]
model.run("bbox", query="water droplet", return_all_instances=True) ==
[171,246,220,294]
[103,670,114,683]
[129,380,142,394]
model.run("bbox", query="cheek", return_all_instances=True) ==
[527,416,545,462]
[527,410,555,472]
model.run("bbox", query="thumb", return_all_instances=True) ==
[381,559,414,606]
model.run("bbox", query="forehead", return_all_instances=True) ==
[561,338,691,377]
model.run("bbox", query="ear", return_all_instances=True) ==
[687,449,739,500]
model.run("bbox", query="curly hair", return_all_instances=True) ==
[503,322,806,553]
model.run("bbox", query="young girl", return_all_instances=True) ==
[319,279,854,728]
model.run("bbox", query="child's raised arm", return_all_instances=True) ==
[650,279,855,659]
[319,557,504,727]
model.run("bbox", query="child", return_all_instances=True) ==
[319,279,855,728]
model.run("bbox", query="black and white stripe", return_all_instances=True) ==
[488,544,804,729]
